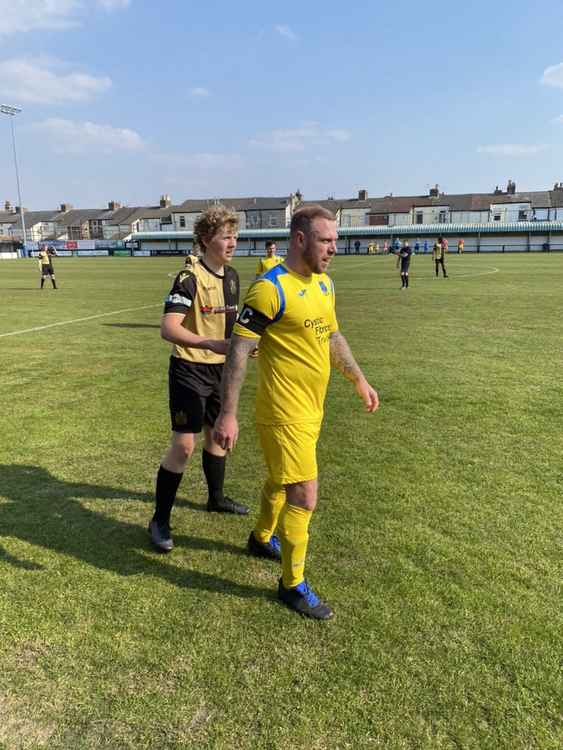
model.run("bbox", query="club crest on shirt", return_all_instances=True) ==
[298,289,307,297]
[229,278,237,295]
[318,281,329,295]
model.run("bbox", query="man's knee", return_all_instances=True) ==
[286,479,317,511]
[171,433,195,461]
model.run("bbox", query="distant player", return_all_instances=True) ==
[432,237,448,278]
[149,205,249,554]
[398,240,413,289]
[38,245,58,289]
[255,241,281,278]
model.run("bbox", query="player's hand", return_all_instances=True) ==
[208,339,229,355]
[355,378,379,413]
[213,413,239,452]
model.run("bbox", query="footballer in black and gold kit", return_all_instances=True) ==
[166,258,239,432]
[38,246,57,289]
[149,206,249,554]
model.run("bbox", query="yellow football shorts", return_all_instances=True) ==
[256,421,321,485]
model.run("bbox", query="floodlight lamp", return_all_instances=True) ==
[0,104,22,116]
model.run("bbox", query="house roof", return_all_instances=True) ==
[125,205,178,223]
[0,211,22,226]
[54,208,106,226]
[97,206,142,224]
[299,199,341,216]
[549,189,563,208]
[336,190,556,214]
[173,196,291,213]
[23,210,60,224]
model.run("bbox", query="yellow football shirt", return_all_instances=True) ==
[255,255,281,276]
[233,263,338,425]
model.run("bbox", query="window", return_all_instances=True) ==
[269,214,279,227]
[438,211,447,224]
[493,213,501,222]
[369,214,389,226]
[518,210,527,222]
[179,216,186,228]
[416,212,423,224]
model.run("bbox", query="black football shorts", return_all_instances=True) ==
[168,356,223,433]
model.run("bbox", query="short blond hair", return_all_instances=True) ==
[193,204,239,251]
[290,204,336,238]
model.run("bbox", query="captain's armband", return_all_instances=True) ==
[235,305,273,336]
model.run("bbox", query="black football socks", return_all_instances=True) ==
[154,465,183,524]
[202,449,226,507]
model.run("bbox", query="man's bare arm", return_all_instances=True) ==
[213,334,258,450]
[220,334,257,413]
[161,313,228,354]
[329,331,379,413]
[329,330,365,384]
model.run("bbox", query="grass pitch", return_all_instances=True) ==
[0,253,561,749]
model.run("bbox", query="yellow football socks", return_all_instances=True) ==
[278,503,312,588]
[254,479,286,543]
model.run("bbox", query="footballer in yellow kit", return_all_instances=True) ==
[255,240,282,278]
[234,263,338,483]
[214,205,379,620]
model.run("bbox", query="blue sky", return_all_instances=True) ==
[2,0,563,209]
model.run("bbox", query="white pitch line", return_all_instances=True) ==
[0,303,161,339]
[415,265,500,281]
[334,259,500,280]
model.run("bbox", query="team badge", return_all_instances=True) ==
[229,278,237,295]
[174,411,188,426]
[298,289,307,297]
[319,281,329,295]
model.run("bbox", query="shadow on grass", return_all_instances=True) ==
[0,464,270,601]
[102,323,160,329]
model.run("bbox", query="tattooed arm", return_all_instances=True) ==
[213,334,258,451]
[329,331,379,413]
